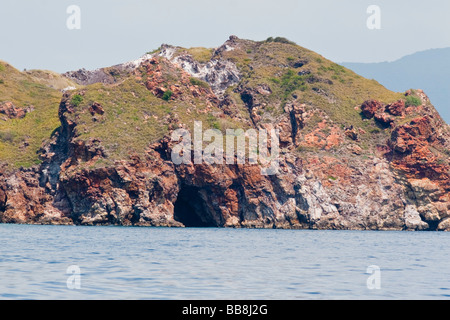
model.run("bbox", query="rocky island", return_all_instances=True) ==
[0,36,449,230]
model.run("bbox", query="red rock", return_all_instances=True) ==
[0,187,6,210]
[348,144,363,155]
[89,102,105,116]
[389,114,450,214]
[344,127,358,141]
[0,101,33,119]
[374,112,395,127]
[409,117,432,139]
[361,100,383,119]
[386,100,405,116]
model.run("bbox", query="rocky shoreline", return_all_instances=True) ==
[1,36,449,230]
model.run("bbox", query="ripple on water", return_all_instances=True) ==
[0,225,449,299]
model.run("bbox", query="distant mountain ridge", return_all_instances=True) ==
[342,47,450,124]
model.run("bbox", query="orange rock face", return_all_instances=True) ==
[0,101,34,120]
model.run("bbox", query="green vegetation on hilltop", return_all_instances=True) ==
[220,38,403,143]
[64,73,242,165]
[185,47,214,63]
[0,37,417,169]
[406,94,422,107]
[264,37,297,45]
[216,37,407,154]
[0,61,63,169]
[65,79,171,162]
[274,69,308,100]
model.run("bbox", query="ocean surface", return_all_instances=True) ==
[0,224,449,300]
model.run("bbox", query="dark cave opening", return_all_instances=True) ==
[426,220,440,231]
[173,184,217,227]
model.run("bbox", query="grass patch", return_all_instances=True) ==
[186,47,214,63]
[277,69,308,101]
[63,73,245,163]
[406,95,422,107]
[214,37,403,136]
[70,94,83,106]
[0,62,63,169]
[265,37,297,45]
[442,148,450,157]
[190,77,209,88]
[146,47,161,55]
[65,79,171,161]
[0,131,15,143]
[162,90,173,101]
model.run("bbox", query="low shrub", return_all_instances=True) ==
[189,77,209,88]
[162,90,173,101]
[405,95,421,107]
[71,94,83,107]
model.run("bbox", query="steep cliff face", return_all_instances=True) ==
[0,36,449,230]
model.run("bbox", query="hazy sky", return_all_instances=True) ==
[0,0,449,72]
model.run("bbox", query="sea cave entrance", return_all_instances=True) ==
[173,184,218,227]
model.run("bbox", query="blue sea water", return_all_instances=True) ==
[0,224,449,300]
